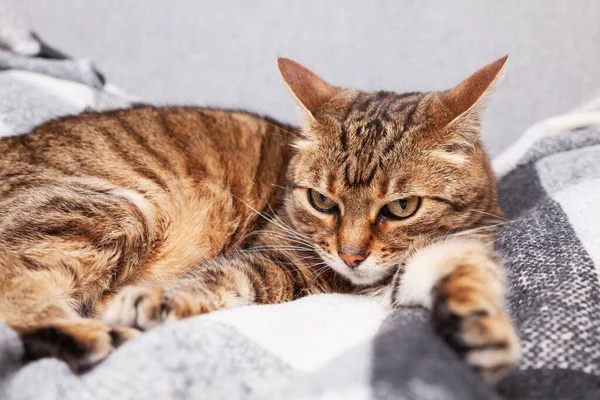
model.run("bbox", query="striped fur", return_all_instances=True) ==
[0,57,518,381]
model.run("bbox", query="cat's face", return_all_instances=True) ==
[279,58,506,285]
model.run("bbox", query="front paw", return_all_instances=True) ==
[102,286,189,330]
[431,266,520,383]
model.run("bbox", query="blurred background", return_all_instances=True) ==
[6,0,600,155]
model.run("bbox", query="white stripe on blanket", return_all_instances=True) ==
[204,293,389,372]
[553,182,600,280]
[493,111,600,178]
[536,145,600,276]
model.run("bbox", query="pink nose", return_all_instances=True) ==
[338,252,367,268]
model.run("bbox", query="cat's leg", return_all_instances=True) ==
[102,252,316,330]
[0,184,154,372]
[388,238,520,383]
[0,266,140,373]
[19,319,140,373]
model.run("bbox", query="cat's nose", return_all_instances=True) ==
[338,251,367,268]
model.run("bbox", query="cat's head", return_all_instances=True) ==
[278,57,506,286]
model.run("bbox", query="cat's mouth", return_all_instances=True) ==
[320,252,396,286]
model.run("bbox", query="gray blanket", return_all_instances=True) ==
[0,7,599,400]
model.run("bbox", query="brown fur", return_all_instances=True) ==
[0,57,518,380]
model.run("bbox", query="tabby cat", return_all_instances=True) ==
[0,56,519,382]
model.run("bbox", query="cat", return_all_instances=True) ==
[0,56,519,382]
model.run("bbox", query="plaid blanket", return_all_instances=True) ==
[0,7,599,400]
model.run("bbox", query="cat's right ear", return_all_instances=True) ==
[277,58,342,119]
[440,56,508,126]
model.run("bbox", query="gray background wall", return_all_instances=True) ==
[5,0,600,155]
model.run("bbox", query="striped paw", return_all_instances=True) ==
[102,286,200,330]
[431,266,520,383]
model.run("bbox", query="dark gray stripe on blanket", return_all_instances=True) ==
[498,162,547,220]
[498,368,600,400]
[370,309,501,400]
[496,161,600,398]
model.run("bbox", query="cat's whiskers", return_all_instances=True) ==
[469,209,509,221]
[239,224,328,274]
[263,121,301,139]
[292,261,328,272]
[232,194,310,240]
[440,217,530,240]
[310,265,331,284]
[271,184,287,191]
[232,252,325,276]
[265,200,289,228]
[232,194,312,243]
[264,200,313,244]
[263,220,315,247]
[241,245,313,252]
[442,225,503,239]
[243,230,314,248]
[293,253,323,263]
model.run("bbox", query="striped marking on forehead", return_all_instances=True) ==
[342,153,379,188]
[346,91,424,122]
[336,92,427,188]
[340,91,426,149]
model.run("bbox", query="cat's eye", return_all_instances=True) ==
[308,189,338,213]
[384,197,421,219]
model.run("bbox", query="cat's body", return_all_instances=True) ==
[0,57,519,381]
[0,107,296,318]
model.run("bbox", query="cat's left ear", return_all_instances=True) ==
[439,56,508,129]
[277,58,342,119]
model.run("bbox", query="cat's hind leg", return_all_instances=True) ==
[0,183,154,372]
[0,266,140,373]
[20,319,140,373]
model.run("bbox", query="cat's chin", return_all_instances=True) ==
[324,256,392,286]
[344,270,385,286]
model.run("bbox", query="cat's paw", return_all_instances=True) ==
[431,265,520,383]
[20,319,140,373]
[102,286,192,330]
